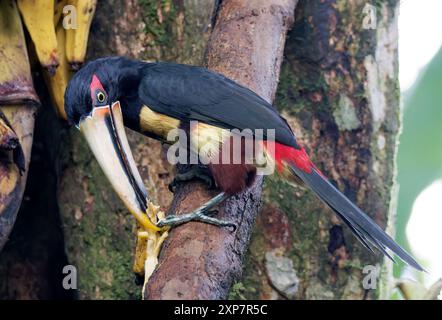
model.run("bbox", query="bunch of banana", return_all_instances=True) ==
[17,0,59,75]
[65,0,97,70]
[43,0,97,119]
[54,0,68,26]
[0,0,39,250]
[43,21,72,120]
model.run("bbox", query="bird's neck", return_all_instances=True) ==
[113,61,149,132]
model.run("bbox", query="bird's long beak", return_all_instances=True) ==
[79,101,160,231]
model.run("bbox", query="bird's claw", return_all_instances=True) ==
[226,222,237,233]
[206,209,219,216]
[168,165,215,193]
[157,192,234,231]
[157,210,236,232]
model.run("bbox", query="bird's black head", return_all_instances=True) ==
[63,56,160,232]
[64,56,143,126]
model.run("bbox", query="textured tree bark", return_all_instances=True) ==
[56,0,215,299]
[0,0,217,300]
[236,0,401,300]
[145,0,297,300]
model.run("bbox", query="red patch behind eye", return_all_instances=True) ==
[90,74,105,102]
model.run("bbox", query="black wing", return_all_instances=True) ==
[138,63,298,148]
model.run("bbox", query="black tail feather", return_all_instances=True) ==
[332,207,375,253]
[289,165,424,272]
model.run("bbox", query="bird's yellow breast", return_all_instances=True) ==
[139,105,180,140]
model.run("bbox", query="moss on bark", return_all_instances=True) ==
[238,0,400,300]
[57,0,214,299]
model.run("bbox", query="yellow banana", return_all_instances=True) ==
[0,111,25,173]
[17,0,59,75]
[54,0,68,25]
[132,202,168,298]
[65,0,97,70]
[0,0,38,250]
[44,22,72,120]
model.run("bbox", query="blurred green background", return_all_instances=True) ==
[396,46,442,282]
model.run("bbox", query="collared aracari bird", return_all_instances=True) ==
[64,56,423,271]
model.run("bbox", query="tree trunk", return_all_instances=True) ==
[145,0,296,300]
[235,0,400,300]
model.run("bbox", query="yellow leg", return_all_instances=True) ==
[130,207,162,232]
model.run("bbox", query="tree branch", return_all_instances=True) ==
[145,0,297,300]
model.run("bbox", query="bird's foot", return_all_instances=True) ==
[157,210,236,231]
[168,165,215,193]
[157,192,236,232]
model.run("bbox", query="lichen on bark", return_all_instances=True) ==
[57,0,215,299]
[238,0,401,300]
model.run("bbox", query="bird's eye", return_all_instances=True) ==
[96,91,106,104]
